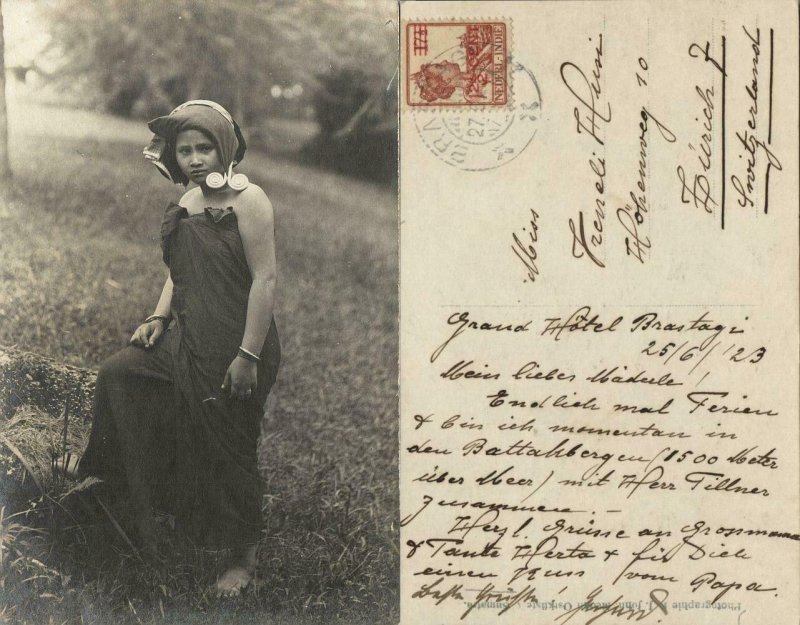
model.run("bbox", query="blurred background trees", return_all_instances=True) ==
[0,0,11,188]
[32,0,397,182]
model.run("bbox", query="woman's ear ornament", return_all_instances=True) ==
[205,163,249,191]
[227,161,250,191]
[205,171,227,189]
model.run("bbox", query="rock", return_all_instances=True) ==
[0,347,95,421]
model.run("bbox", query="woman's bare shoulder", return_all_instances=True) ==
[178,186,202,207]
[233,185,273,218]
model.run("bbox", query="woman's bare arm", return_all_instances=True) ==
[221,186,276,398]
[130,274,174,348]
[235,186,277,355]
[152,274,174,319]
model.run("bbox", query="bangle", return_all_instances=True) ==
[145,314,170,326]
[237,346,261,363]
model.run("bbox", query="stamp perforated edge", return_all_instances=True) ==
[401,17,515,112]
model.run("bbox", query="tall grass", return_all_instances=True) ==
[0,134,398,623]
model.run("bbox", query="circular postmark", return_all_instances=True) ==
[411,47,542,171]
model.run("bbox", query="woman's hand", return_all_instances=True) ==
[222,356,258,400]
[130,320,165,349]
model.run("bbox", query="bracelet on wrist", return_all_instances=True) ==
[144,314,170,326]
[237,346,261,363]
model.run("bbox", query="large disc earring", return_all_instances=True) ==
[205,171,227,189]
[227,163,249,191]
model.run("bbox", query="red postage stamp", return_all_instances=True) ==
[405,22,508,107]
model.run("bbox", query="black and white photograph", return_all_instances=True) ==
[0,1,398,623]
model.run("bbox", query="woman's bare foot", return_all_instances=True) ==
[215,544,257,597]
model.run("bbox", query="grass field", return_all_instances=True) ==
[0,112,398,624]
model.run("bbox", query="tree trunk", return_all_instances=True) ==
[0,0,11,188]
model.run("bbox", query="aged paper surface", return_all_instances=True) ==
[399,1,799,623]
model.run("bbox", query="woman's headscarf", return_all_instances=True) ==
[143,100,247,185]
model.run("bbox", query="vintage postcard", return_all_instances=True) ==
[400,1,798,624]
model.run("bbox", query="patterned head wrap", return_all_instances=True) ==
[143,100,247,185]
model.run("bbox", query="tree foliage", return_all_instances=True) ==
[0,0,12,185]
[44,0,397,124]
[303,65,397,182]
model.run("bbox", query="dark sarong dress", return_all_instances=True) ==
[79,203,280,549]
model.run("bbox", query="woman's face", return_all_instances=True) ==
[175,129,223,185]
